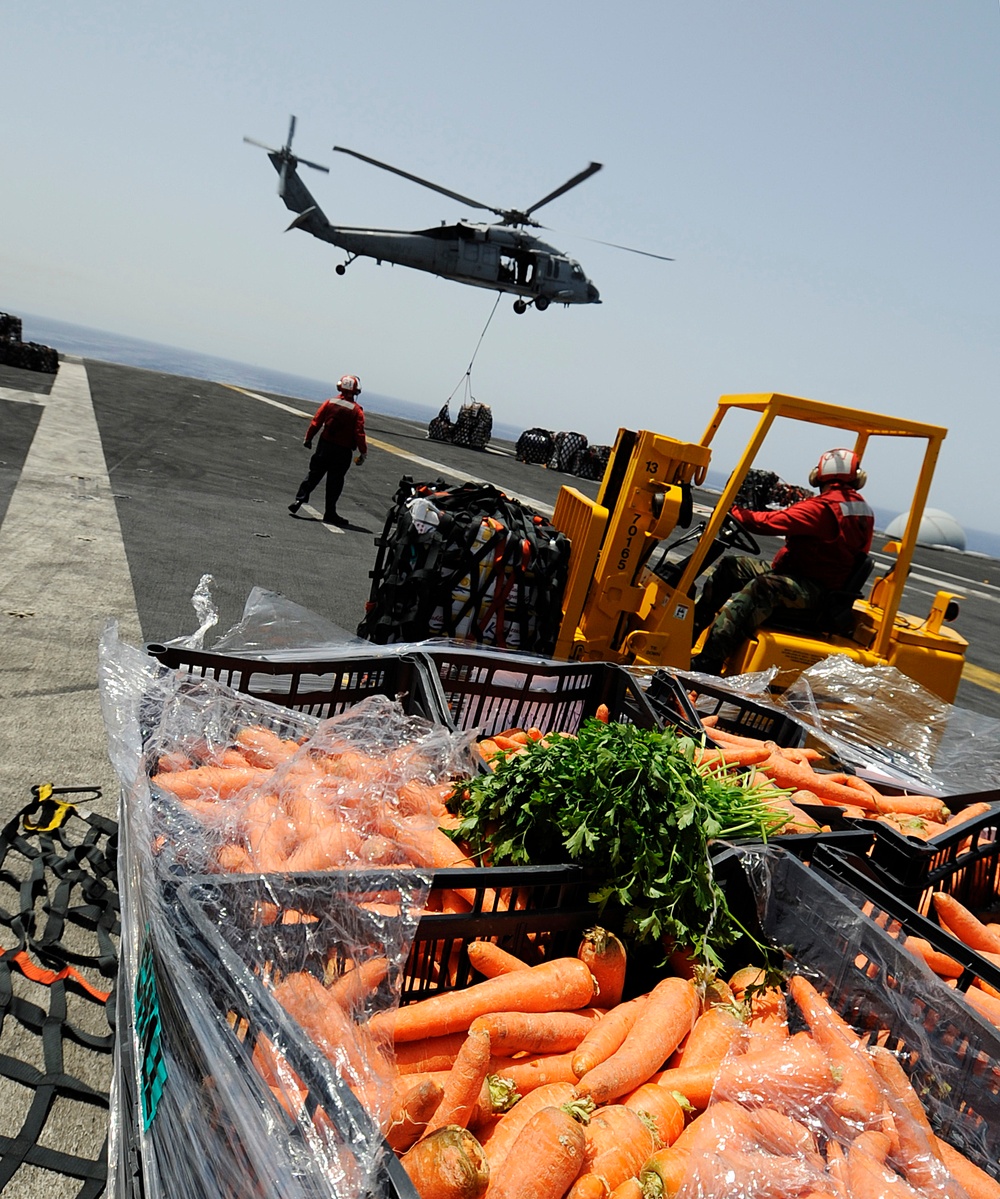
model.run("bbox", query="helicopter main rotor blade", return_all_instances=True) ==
[581,235,674,261]
[333,145,496,213]
[524,162,603,217]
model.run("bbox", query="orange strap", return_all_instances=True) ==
[0,947,111,1003]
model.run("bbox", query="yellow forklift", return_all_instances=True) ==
[551,393,967,702]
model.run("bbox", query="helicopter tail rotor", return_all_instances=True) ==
[243,114,329,198]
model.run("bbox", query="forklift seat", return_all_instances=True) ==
[764,553,875,638]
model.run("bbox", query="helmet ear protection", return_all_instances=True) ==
[810,448,866,489]
[338,374,362,395]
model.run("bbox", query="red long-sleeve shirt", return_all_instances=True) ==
[306,396,368,454]
[731,484,874,589]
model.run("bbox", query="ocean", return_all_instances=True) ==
[14,312,1000,559]
[16,312,526,440]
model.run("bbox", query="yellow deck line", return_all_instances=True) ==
[961,661,1000,695]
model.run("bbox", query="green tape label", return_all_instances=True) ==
[134,925,168,1130]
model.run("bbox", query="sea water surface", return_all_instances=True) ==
[15,312,1000,558]
[18,312,525,440]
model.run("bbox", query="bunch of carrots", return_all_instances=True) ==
[255,926,999,1199]
[677,714,1000,853]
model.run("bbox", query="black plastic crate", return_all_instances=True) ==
[167,864,599,1198]
[715,845,1000,1178]
[145,645,448,725]
[764,802,876,864]
[159,870,425,1199]
[861,790,1000,916]
[422,648,660,738]
[647,669,808,748]
[176,864,598,1005]
[811,842,1000,997]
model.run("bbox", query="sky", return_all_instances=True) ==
[3,3,998,533]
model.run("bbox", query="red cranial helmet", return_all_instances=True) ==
[338,374,362,395]
[809,448,866,489]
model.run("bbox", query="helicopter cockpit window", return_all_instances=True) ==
[570,263,585,280]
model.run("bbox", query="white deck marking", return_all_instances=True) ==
[0,358,141,804]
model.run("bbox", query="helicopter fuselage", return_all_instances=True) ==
[274,152,600,308]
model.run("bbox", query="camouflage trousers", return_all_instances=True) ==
[692,556,822,669]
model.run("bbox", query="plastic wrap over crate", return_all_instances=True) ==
[693,844,1000,1189]
[780,654,1000,795]
[98,625,500,1199]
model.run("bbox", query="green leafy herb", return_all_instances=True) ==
[452,721,790,967]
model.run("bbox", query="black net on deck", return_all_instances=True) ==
[0,786,120,1198]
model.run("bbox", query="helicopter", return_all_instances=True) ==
[244,116,671,313]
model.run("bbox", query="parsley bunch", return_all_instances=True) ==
[452,721,789,966]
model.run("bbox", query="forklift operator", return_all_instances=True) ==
[690,448,875,675]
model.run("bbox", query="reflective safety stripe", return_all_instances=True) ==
[840,501,873,518]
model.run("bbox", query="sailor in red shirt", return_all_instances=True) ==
[288,375,368,527]
[691,448,875,674]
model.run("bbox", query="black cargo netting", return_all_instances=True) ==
[358,476,570,653]
[0,786,120,1198]
[735,467,812,510]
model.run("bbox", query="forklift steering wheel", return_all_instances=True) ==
[717,512,760,555]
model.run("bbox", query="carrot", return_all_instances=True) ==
[575,1104,657,1196]
[747,1106,823,1166]
[152,763,271,802]
[695,743,773,770]
[468,1074,521,1131]
[621,1082,685,1146]
[847,1141,925,1198]
[401,1124,490,1199]
[577,927,627,1008]
[756,755,876,808]
[478,1082,578,1171]
[570,995,647,1079]
[595,704,610,724]
[273,971,387,1083]
[670,1004,746,1069]
[934,1136,1000,1199]
[466,941,531,978]
[787,974,884,1127]
[396,1033,477,1075]
[932,893,1000,954]
[470,1009,604,1056]
[485,1104,588,1199]
[648,1062,719,1110]
[424,1028,494,1137]
[958,983,1000,1029]
[283,821,365,871]
[235,724,300,767]
[387,1077,445,1153]
[326,955,390,1009]
[373,957,599,1042]
[576,977,699,1105]
[565,1175,605,1199]
[868,794,951,821]
[638,1144,690,1199]
[488,1051,579,1092]
[941,802,994,832]
[608,1181,642,1199]
[903,936,964,980]
[714,1031,837,1114]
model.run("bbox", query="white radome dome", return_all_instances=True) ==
[885,509,966,551]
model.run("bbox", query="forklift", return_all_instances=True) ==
[551,393,967,702]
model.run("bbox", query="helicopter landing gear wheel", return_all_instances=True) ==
[534,296,549,311]
[335,264,347,276]
[513,299,528,314]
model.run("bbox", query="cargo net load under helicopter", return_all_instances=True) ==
[244,116,673,312]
